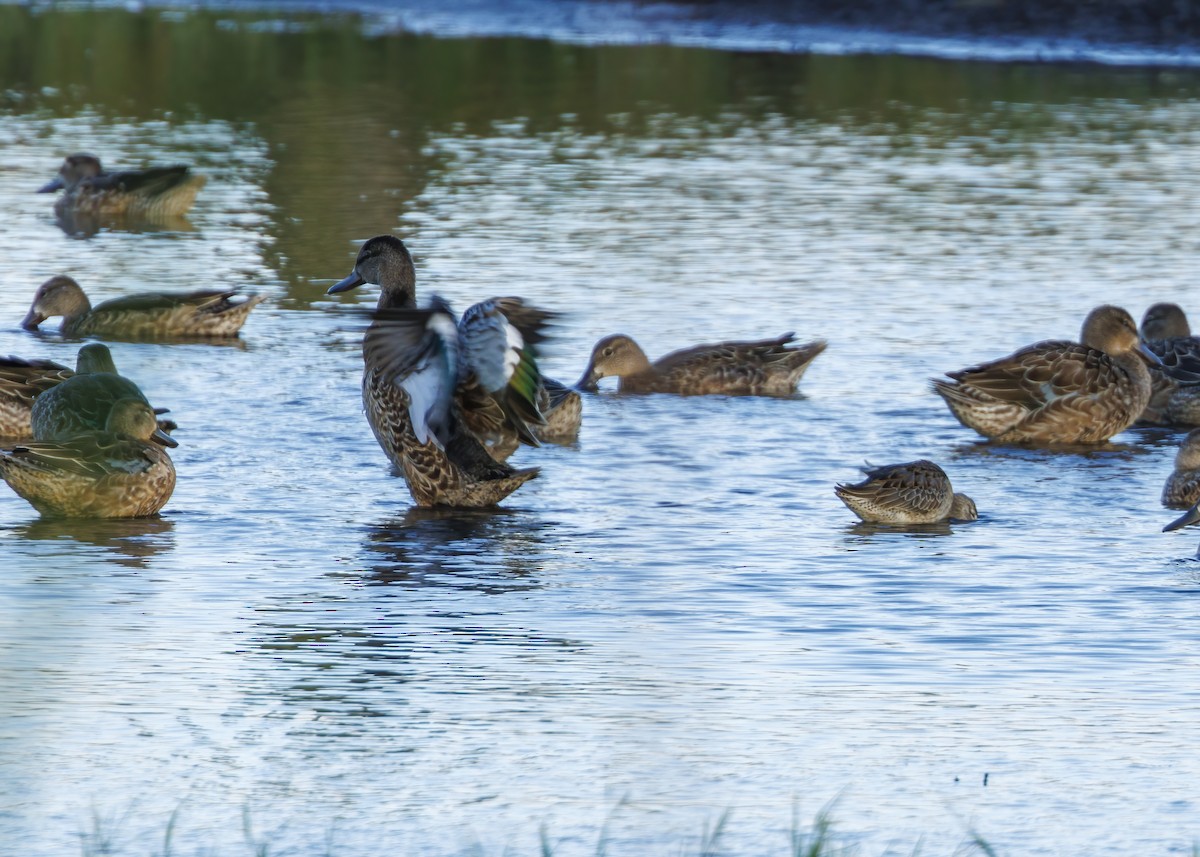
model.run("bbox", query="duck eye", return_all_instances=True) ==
[602,347,613,357]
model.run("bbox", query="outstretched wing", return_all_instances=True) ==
[457,297,554,444]
[364,300,458,448]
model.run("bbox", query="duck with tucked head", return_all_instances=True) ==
[835,460,977,525]
[38,153,206,220]
[328,235,557,507]
[22,275,263,340]
[931,304,1160,445]
[578,332,826,396]
[1138,303,1200,426]
[0,398,177,518]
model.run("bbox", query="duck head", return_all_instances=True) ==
[1140,302,1191,341]
[108,398,178,448]
[1080,305,1161,366]
[38,154,103,193]
[75,343,118,375]
[328,235,416,309]
[22,276,92,330]
[577,334,652,391]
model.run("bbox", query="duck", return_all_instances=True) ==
[1138,303,1200,426]
[0,398,177,518]
[1161,428,1200,510]
[0,355,73,438]
[31,343,175,445]
[328,235,553,507]
[0,345,174,441]
[21,275,264,340]
[835,459,978,524]
[577,332,827,396]
[931,305,1159,445]
[37,153,206,219]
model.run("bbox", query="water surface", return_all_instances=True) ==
[2,7,1200,855]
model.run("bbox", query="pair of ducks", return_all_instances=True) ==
[327,236,829,508]
[0,344,177,517]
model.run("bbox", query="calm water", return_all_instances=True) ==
[2,6,1200,855]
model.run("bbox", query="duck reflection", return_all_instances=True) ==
[360,506,551,593]
[242,508,577,726]
[54,210,198,238]
[11,515,175,569]
[842,520,958,541]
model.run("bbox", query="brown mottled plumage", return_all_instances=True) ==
[0,356,73,438]
[38,153,206,219]
[1162,429,1200,510]
[835,460,978,524]
[534,377,583,444]
[1139,303,1200,427]
[327,235,548,507]
[0,399,176,518]
[578,332,826,396]
[931,305,1159,445]
[21,275,263,340]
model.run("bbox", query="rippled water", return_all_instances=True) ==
[3,6,1200,856]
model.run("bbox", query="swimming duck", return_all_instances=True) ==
[835,459,977,524]
[1138,303,1200,426]
[21,275,264,340]
[31,343,175,445]
[328,236,552,507]
[577,332,827,396]
[0,356,73,438]
[1161,429,1200,510]
[931,305,1159,445]
[38,153,206,219]
[0,398,177,518]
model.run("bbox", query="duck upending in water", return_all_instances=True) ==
[1138,303,1200,427]
[578,332,826,396]
[31,343,176,446]
[21,275,264,340]
[0,398,177,518]
[931,305,1160,445]
[38,153,206,220]
[328,235,555,507]
[835,459,978,524]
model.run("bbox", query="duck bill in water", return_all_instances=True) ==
[37,177,64,194]
[327,271,366,294]
[20,309,46,330]
[575,362,601,392]
[1164,502,1200,532]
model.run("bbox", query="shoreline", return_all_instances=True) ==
[8,0,1200,66]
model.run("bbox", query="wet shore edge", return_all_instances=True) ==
[677,0,1200,49]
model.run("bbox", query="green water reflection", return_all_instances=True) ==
[3,5,1200,298]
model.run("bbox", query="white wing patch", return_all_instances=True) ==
[504,321,524,382]
[401,358,450,447]
[399,313,457,448]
